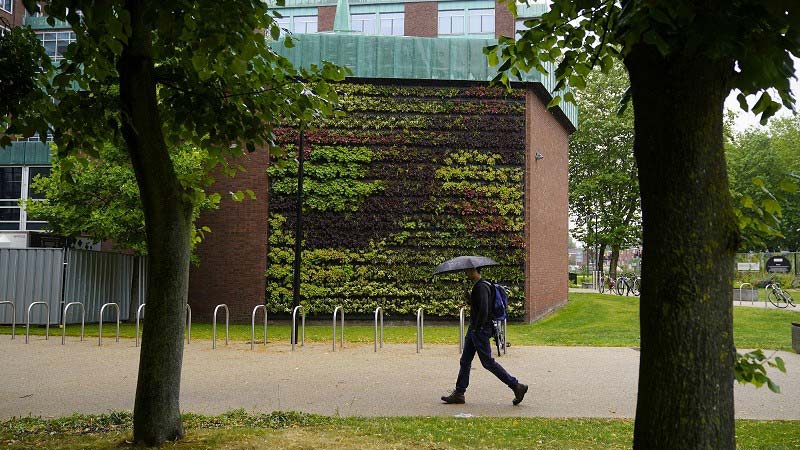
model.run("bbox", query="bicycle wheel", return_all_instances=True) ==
[615,277,626,295]
[631,277,641,296]
[781,290,795,307]
[768,291,787,308]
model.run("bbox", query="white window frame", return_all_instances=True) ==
[0,24,10,37]
[36,31,77,63]
[1,0,12,14]
[351,11,404,36]
[292,15,318,34]
[438,2,495,37]
[438,10,465,35]
[467,8,494,34]
[0,166,51,231]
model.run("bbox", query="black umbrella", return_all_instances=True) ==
[432,255,499,276]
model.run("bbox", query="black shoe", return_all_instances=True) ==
[511,383,528,405]
[441,390,465,404]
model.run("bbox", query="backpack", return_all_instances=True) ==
[481,279,509,322]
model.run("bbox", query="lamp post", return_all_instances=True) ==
[291,130,305,344]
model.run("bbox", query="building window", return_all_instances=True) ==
[36,31,77,63]
[0,25,9,37]
[352,12,404,36]
[293,15,318,34]
[15,132,54,142]
[0,166,51,231]
[438,3,495,37]
[468,9,494,34]
[1,0,12,14]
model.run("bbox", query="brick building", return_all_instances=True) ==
[1,0,574,323]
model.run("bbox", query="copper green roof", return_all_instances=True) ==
[0,142,51,165]
[273,33,577,128]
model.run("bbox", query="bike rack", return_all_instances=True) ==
[61,302,85,345]
[459,307,465,353]
[291,305,305,351]
[374,307,383,352]
[98,302,120,346]
[25,302,50,344]
[251,304,267,351]
[332,306,344,352]
[502,319,508,354]
[737,283,754,305]
[416,307,424,353]
[212,304,229,349]
[135,303,146,347]
[185,304,192,344]
[0,301,15,340]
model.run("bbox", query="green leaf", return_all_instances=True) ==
[762,198,781,215]
[547,96,562,108]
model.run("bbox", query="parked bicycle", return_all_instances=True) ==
[765,282,796,308]
[615,273,640,296]
[598,274,616,294]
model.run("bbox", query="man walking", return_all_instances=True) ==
[441,267,528,405]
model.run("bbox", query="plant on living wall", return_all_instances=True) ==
[267,83,527,318]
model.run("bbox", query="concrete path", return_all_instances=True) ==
[1,339,798,420]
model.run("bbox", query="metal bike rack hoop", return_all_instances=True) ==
[416,307,424,353]
[98,302,120,346]
[251,304,267,351]
[135,303,146,347]
[374,307,384,352]
[459,307,465,353]
[737,282,754,305]
[186,303,192,344]
[503,319,508,355]
[61,302,85,345]
[0,301,15,340]
[291,305,305,351]
[26,302,50,344]
[212,304,229,349]
[332,306,344,352]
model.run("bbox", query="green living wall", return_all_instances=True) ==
[267,83,527,318]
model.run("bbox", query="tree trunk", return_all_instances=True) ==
[625,46,739,449]
[118,1,191,445]
[597,242,607,275]
[609,245,620,280]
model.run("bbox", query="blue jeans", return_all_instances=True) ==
[455,325,518,393]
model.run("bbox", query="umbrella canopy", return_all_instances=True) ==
[432,255,499,276]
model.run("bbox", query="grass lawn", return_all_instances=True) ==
[3,293,797,351]
[0,410,797,450]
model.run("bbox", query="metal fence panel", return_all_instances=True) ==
[0,248,63,325]
[63,249,134,324]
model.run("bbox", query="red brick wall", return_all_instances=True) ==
[494,1,515,39]
[318,6,335,32]
[188,149,270,323]
[523,89,571,322]
[405,2,438,37]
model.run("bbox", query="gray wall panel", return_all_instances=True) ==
[0,249,63,325]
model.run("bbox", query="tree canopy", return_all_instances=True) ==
[2,0,347,445]
[569,61,640,276]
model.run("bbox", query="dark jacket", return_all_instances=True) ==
[469,278,493,329]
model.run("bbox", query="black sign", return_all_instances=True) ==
[766,256,792,273]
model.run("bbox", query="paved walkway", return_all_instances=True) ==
[1,338,798,420]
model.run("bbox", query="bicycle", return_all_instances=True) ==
[598,274,616,294]
[615,273,640,296]
[765,282,796,308]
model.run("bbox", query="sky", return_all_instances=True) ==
[725,58,800,133]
